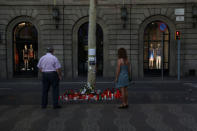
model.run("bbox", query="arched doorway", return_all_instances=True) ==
[143,21,170,76]
[78,22,103,76]
[139,16,176,79]
[13,22,38,77]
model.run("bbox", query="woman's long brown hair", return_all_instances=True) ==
[118,48,127,60]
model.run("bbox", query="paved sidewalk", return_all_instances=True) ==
[1,104,197,131]
[0,78,197,131]
[0,79,197,105]
[0,76,196,83]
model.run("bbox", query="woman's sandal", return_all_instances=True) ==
[124,105,129,108]
[118,104,127,109]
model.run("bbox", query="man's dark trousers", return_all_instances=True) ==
[42,72,59,108]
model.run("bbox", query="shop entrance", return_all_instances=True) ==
[143,21,170,76]
[13,22,38,77]
[78,22,103,76]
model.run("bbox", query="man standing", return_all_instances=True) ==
[37,47,62,109]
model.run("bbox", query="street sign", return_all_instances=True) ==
[176,16,184,22]
[159,23,167,32]
[175,8,185,15]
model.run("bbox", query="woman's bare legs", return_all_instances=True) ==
[124,87,128,106]
[120,87,127,106]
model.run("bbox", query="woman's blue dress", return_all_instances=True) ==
[116,65,129,88]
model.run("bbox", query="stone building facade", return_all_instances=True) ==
[0,0,197,80]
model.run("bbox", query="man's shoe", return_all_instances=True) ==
[53,105,62,109]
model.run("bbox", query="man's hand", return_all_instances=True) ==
[58,75,62,80]
[56,68,62,80]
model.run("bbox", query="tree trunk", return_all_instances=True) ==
[87,0,97,91]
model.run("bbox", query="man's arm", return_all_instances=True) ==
[56,68,62,80]
[54,56,62,80]
[37,58,42,72]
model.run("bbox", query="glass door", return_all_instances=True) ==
[144,21,170,76]
[13,22,38,77]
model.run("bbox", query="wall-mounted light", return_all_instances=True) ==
[192,6,197,28]
[52,6,60,29]
[121,7,128,28]
[121,0,128,29]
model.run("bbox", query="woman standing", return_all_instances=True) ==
[115,48,131,108]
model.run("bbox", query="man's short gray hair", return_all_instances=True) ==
[46,47,54,53]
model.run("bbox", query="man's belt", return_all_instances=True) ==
[42,71,56,74]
